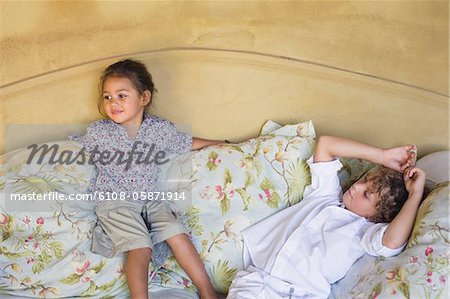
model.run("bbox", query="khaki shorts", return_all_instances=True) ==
[91,200,186,258]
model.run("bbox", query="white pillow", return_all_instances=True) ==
[417,151,449,184]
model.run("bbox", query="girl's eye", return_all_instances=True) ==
[103,95,112,101]
[119,94,128,99]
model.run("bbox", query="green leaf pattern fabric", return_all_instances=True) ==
[161,120,317,293]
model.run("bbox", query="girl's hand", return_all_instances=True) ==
[403,166,426,197]
[382,145,417,172]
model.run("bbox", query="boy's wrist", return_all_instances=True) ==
[407,190,424,203]
[378,148,386,166]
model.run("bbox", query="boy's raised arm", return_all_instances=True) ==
[314,135,416,172]
[382,166,426,249]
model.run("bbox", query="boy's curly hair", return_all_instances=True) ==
[365,167,409,223]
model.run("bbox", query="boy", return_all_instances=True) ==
[227,135,426,299]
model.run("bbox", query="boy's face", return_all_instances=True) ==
[342,174,380,219]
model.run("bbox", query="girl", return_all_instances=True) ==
[71,59,220,299]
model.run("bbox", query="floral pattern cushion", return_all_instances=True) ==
[159,121,374,294]
[0,142,131,298]
[255,120,376,193]
[259,120,376,191]
[331,182,450,299]
[338,158,376,192]
[160,120,317,293]
[0,121,316,297]
[2,124,446,298]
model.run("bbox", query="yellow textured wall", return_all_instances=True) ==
[2,1,447,94]
[0,1,449,155]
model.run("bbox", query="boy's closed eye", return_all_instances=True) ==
[364,191,370,199]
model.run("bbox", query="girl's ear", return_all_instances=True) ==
[142,90,151,106]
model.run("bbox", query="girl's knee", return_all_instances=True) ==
[165,233,188,245]
[127,247,152,259]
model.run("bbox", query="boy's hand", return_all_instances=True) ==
[403,166,426,197]
[382,145,417,172]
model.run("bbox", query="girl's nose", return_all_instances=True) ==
[110,97,121,105]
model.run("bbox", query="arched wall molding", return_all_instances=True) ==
[1,48,448,156]
[1,47,447,98]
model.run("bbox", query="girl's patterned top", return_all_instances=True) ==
[68,114,192,205]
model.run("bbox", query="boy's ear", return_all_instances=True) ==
[142,90,151,105]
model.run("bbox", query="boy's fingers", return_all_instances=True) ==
[401,163,409,172]
[403,166,414,178]
[405,168,411,178]
[408,167,422,179]
[407,145,417,165]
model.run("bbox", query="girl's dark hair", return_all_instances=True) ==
[97,59,157,116]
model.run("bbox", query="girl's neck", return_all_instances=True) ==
[119,114,146,140]
[120,120,143,140]
[123,124,140,140]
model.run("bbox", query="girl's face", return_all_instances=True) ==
[102,76,150,126]
[342,175,380,220]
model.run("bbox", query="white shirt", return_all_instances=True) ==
[228,158,404,299]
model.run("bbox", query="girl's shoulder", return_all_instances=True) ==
[144,115,175,128]
[86,119,115,134]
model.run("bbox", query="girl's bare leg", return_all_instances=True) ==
[166,234,218,299]
[126,247,152,299]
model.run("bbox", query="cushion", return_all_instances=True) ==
[160,120,317,293]
[0,123,383,296]
[258,120,375,192]
[337,158,376,192]
[0,141,130,298]
[417,151,449,184]
[331,181,450,298]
